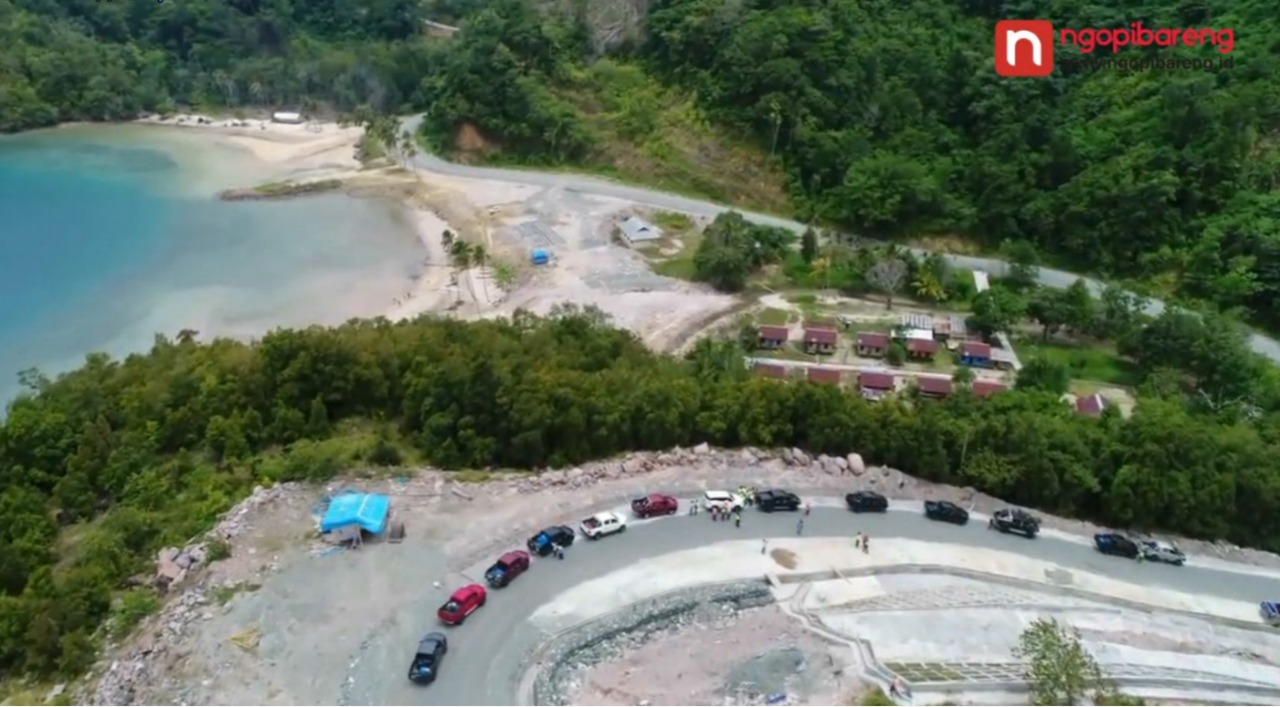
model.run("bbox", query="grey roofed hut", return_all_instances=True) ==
[618,216,662,244]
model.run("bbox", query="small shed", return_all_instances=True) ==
[619,216,662,244]
[272,111,303,124]
[1076,393,1110,417]
[531,248,551,265]
[321,493,391,536]
[960,341,992,368]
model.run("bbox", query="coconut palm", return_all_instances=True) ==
[470,243,490,302]
[450,241,476,304]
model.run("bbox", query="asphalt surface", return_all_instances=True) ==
[351,504,1276,706]
[397,114,1280,363]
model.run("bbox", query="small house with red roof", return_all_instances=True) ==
[971,380,1008,398]
[803,326,838,355]
[856,332,890,358]
[807,367,843,385]
[1076,393,1110,417]
[960,341,992,368]
[757,325,789,350]
[857,371,896,400]
[917,376,953,398]
[906,337,939,360]
[753,363,789,380]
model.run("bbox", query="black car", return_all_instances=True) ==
[988,508,1040,538]
[526,525,576,556]
[924,500,969,525]
[756,489,801,512]
[846,491,888,513]
[1094,532,1140,559]
[407,632,448,684]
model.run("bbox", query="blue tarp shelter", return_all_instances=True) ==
[321,493,391,534]
[531,248,551,265]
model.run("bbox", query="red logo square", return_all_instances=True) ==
[995,20,1055,77]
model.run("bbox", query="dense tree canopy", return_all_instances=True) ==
[418,0,1280,330]
[0,0,438,132]
[4,308,1280,677]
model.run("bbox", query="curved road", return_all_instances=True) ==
[397,115,1280,363]
[348,504,1277,706]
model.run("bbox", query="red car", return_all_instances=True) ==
[437,584,487,625]
[484,550,531,588]
[631,493,679,518]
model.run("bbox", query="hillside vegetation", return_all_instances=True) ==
[5,308,1280,680]
[417,0,1280,329]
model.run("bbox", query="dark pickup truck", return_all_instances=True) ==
[846,491,888,513]
[484,550,530,588]
[1094,533,1139,559]
[988,508,1040,538]
[407,632,448,684]
[756,489,801,512]
[526,525,576,556]
[631,494,679,518]
[924,500,969,525]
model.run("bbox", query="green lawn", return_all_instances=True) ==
[756,307,794,325]
[1013,335,1140,387]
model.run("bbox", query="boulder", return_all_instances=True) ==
[781,447,794,464]
[694,442,711,455]
[834,456,849,471]
[792,448,811,466]
[846,453,866,475]
[621,459,644,475]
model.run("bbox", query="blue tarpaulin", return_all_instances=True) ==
[531,248,551,265]
[321,493,391,534]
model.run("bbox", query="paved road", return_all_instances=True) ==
[397,115,1280,363]
[351,503,1276,706]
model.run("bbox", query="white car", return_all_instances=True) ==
[703,490,745,513]
[580,511,627,539]
[1140,540,1186,566]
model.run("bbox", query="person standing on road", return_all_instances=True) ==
[761,539,768,554]
[854,532,862,550]
[862,533,870,554]
[734,512,742,528]
[796,518,805,536]
[690,499,698,516]
[804,502,811,516]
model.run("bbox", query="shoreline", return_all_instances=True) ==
[130,112,495,324]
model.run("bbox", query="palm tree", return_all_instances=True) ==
[450,241,475,304]
[248,81,265,107]
[470,243,490,302]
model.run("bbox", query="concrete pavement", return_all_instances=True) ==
[341,502,1280,706]
[397,114,1280,363]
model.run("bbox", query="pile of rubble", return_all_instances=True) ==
[86,483,300,705]
[506,445,868,495]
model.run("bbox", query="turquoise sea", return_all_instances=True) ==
[0,125,424,406]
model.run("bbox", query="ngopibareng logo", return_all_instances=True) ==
[995,20,1236,77]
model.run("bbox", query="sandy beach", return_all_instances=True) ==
[132,111,744,353]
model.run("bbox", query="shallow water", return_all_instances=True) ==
[0,125,423,405]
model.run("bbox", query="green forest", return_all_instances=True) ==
[4,308,1280,679]
[415,0,1280,330]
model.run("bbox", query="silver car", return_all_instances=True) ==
[1140,540,1186,566]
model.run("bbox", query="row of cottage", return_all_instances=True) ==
[751,362,1113,417]
[753,362,1008,400]
[757,313,1017,369]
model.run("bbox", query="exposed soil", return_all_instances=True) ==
[569,605,859,706]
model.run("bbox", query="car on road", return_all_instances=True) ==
[1261,601,1280,627]
[988,508,1040,538]
[703,490,745,513]
[845,491,888,513]
[437,584,487,625]
[526,525,576,556]
[484,550,530,588]
[756,489,802,512]
[924,500,969,525]
[1094,532,1140,559]
[1140,539,1186,566]
[407,632,448,684]
[580,511,627,539]
[631,494,679,518]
